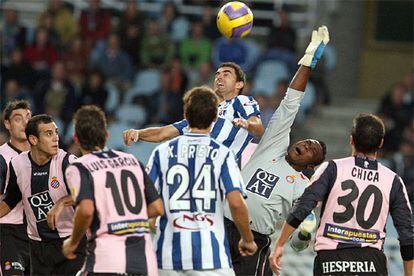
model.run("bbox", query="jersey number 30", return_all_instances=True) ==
[166,164,216,212]
[333,180,383,229]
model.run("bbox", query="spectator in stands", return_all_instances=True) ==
[24,27,58,73]
[33,61,77,125]
[36,11,60,47]
[377,82,414,153]
[79,0,111,47]
[162,58,189,123]
[267,8,296,53]
[179,21,212,70]
[90,33,133,84]
[141,19,174,68]
[62,36,91,86]
[212,37,250,71]
[159,1,189,42]
[38,0,78,46]
[117,0,146,68]
[200,7,221,41]
[1,4,26,64]
[260,7,297,74]
[1,80,32,110]
[79,69,108,111]
[189,61,214,88]
[2,47,35,90]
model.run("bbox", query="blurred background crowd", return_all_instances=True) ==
[0,0,413,274]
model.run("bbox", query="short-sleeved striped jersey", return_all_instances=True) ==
[147,133,245,270]
[65,149,159,275]
[0,142,25,225]
[3,149,75,241]
[173,95,260,159]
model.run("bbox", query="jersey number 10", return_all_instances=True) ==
[106,169,143,216]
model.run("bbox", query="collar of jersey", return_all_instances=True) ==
[7,141,23,154]
[184,133,210,137]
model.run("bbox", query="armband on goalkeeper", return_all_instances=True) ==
[298,25,330,69]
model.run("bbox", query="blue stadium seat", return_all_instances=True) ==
[124,69,161,103]
[115,104,147,127]
[252,60,289,96]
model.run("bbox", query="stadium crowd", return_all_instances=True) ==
[0,0,327,148]
[1,0,412,202]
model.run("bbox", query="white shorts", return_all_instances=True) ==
[158,268,236,276]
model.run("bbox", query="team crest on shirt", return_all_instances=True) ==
[4,261,24,271]
[246,169,279,199]
[218,109,227,116]
[28,191,54,222]
[286,175,295,184]
[50,176,60,189]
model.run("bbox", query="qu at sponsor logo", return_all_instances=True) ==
[28,191,54,222]
[50,176,60,189]
[246,169,279,199]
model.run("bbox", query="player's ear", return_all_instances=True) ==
[72,133,80,145]
[349,135,354,146]
[105,130,109,141]
[4,120,11,131]
[28,134,37,146]
[235,81,244,93]
[379,138,384,149]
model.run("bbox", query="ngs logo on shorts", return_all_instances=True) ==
[246,169,279,199]
[28,191,54,222]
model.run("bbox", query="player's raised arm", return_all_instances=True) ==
[123,124,180,146]
[289,25,329,92]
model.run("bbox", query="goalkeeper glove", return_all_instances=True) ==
[289,211,317,252]
[298,25,330,69]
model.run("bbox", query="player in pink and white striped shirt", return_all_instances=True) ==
[0,114,86,275]
[63,105,164,276]
[0,100,31,275]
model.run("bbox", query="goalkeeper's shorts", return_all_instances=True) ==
[224,218,272,276]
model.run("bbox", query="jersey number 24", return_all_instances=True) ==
[166,164,216,213]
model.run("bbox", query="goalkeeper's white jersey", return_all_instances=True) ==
[225,88,309,235]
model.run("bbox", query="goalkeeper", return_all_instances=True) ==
[224,26,329,276]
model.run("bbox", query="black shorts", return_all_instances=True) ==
[314,247,388,276]
[0,223,30,275]
[225,218,272,276]
[83,273,146,276]
[29,236,87,276]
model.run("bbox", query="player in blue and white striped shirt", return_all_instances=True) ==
[146,86,257,275]
[123,62,264,159]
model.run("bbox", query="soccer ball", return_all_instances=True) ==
[217,1,253,38]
